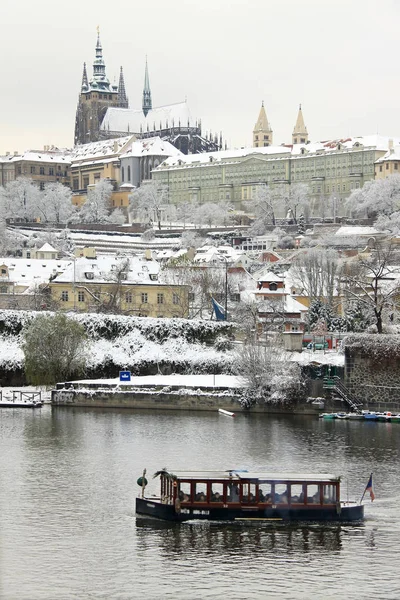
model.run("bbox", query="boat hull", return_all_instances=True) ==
[136,498,364,523]
[0,402,43,408]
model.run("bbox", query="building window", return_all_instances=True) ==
[255,136,258,141]
[61,291,69,301]
[17,166,22,174]
[380,165,383,172]
[78,291,85,302]
[395,163,399,170]
[73,178,79,190]
[386,163,389,170]
[30,166,35,174]
[83,177,89,190]
[121,167,125,182]
[0,286,7,294]
[269,282,278,291]
[157,293,164,304]
[173,293,180,305]
[1,268,7,275]
[40,167,45,175]
[127,165,131,181]
[49,167,54,176]
[264,135,269,140]
[40,182,45,190]
[141,292,148,304]
[125,292,132,303]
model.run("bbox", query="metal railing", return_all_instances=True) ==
[323,376,363,411]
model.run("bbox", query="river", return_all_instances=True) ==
[0,405,399,599]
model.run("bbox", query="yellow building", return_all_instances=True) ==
[70,136,135,209]
[48,254,189,318]
[374,143,400,179]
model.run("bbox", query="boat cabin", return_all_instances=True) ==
[159,471,339,508]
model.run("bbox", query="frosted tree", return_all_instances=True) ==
[290,247,341,307]
[346,175,400,218]
[78,179,114,223]
[41,182,74,223]
[108,207,126,225]
[176,200,198,229]
[286,183,310,224]
[0,178,40,221]
[246,184,279,230]
[180,230,204,249]
[129,181,169,230]
[341,240,400,334]
[193,202,232,228]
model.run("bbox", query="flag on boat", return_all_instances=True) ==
[364,474,375,502]
[211,297,226,321]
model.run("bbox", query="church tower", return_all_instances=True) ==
[253,102,273,147]
[142,57,152,117]
[292,104,308,145]
[74,29,128,145]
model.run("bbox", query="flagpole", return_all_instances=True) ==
[360,472,373,505]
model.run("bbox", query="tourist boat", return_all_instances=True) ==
[135,469,364,523]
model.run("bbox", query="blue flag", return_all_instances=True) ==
[211,297,226,321]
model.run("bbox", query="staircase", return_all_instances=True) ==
[323,376,363,412]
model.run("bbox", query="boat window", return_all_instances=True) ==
[178,482,191,503]
[307,484,321,504]
[226,482,240,502]
[259,482,272,503]
[242,482,257,504]
[210,483,224,503]
[274,484,289,504]
[323,484,336,504]
[290,484,304,504]
[194,482,207,502]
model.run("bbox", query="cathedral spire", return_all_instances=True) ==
[118,66,129,108]
[142,56,152,117]
[91,27,110,90]
[292,104,308,145]
[81,62,88,91]
[253,101,273,147]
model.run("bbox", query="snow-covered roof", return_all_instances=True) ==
[155,134,400,172]
[37,243,58,253]
[257,272,284,283]
[0,258,69,290]
[0,151,71,164]
[51,255,160,285]
[119,137,183,159]
[375,146,400,163]
[334,226,381,237]
[100,102,193,135]
[71,136,135,163]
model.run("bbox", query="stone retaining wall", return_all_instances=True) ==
[345,348,400,411]
[51,388,319,414]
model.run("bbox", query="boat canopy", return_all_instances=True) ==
[164,471,340,483]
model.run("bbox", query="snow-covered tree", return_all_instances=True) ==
[176,201,198,229]
[246,184,279,230]
[346,175,400,218]
[235,343,305,408]
[40,182,74,223]
[194,202,232,228]
[290,247,341,307]
[180,230,204,249]
[341,240,400,334]
[285,183,310,224]
[130,181,169,230]
[0,178,40,221]
[78,179,114,223]
[108,207,126,225]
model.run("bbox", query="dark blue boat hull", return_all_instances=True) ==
[136,498,364,523]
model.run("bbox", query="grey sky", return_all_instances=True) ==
[1,0,399,154]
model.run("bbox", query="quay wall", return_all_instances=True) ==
[51,388,320,415]
[345,348,400,412]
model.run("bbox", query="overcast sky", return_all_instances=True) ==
[1,0,399,154]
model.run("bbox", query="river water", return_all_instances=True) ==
[0,405,399,600]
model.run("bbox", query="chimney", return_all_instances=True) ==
[14,151,18,155]
[389,138,394,151]
[5,151,9,156]
[113,141,118,153]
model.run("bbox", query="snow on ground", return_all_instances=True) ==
[72,374,243,388]
[290,350,344,366]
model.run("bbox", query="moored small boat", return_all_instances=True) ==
[321,413,337,419]
[136,469,365,523]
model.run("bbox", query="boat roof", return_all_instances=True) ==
[165,471,340,483]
